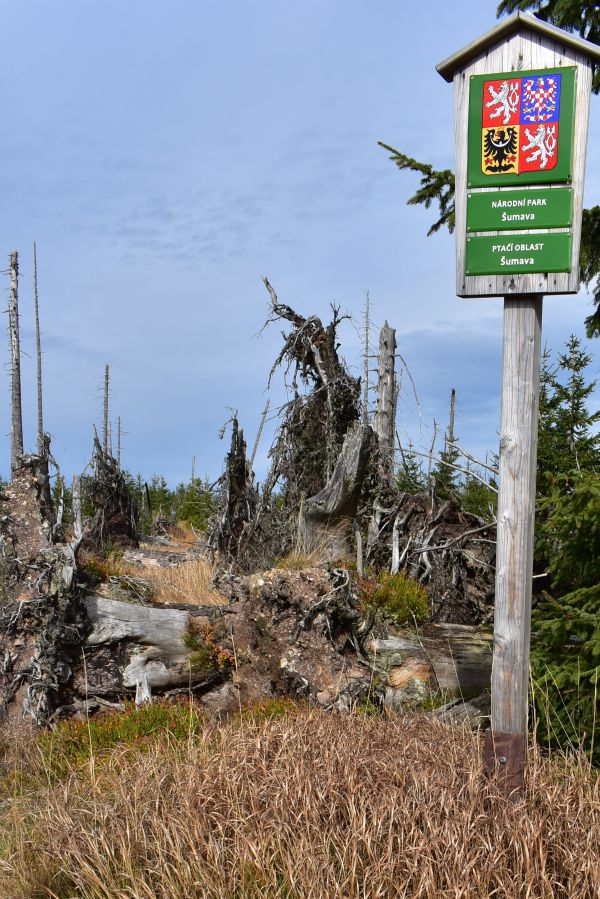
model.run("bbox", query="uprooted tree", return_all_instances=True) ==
[81,433,139,554]
[208,281,497,622]
[0,263,496,727]
[0,454,494,725]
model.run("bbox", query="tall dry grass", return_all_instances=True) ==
[1,711,599,898]
[142,558,224,606]
[95,554,224,606]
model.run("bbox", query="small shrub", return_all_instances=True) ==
[360,571,429,624]
[183,618,234,676]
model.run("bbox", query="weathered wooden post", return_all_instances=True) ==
[437,13,600,795]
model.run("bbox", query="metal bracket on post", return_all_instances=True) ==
[483,729,527,799]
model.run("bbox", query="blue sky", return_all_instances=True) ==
[1,1,599,485]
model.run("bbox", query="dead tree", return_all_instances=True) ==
[33,243,45,455]
[362,291,371,425]
[207,417,258,568]
[8,252,23,476]
[82,433,138,553]
[448,388,456,449]
[0,457,85,725]
[301,421,372,559]
[31,241,55,510]
[365,323,399,564]
[373,321,397,483]
[102,365,110,455]
[250,400,270,471]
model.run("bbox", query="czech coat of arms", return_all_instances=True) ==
[481,73,561,175]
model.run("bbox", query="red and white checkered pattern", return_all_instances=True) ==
[522,79,557,120]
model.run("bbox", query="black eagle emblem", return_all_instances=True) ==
[483,127,518,173]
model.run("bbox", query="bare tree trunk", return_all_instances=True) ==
[447,388,456,451]
[250,400,270,471]
[8,252,24,476]
[373,321,397,482]
[33,242,45,454]
[362,291,371,425]
[390,513,401,574]
[103,364,110,455]
[117,417,121,467]
[71,474,83,550]
[55,478,65,529]
[301,422,371,560]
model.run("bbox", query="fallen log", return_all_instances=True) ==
[74,576,492,718]
[367,623,493,698]
[83,596,234,704]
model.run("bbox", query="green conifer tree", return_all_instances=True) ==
[397,441,425,493]
[537,337,600,497]
[532,472,600,762]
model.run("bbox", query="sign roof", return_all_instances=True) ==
[437,12,600,83]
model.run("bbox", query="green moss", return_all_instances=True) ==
[359,572,429,625]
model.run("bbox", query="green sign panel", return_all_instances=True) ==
[467,66,576,188]
[467,188,572,232]
[466,233,572,275]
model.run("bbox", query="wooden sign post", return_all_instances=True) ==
[437,13,600,795]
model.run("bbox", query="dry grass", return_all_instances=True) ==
[1,710,599,898]
[142,558,224,606]
[140,521,198,552]
[81,550,224,606]
[275,534,346,571]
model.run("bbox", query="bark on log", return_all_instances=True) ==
[367,623,492,698]
[83,596,233,705]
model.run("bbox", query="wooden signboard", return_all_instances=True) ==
[437,14,600,796]
[438,13,597,299]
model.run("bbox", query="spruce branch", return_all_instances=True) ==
[377,143,455,235]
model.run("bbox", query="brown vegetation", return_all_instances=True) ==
[81,550,223,607]
[140,558,223,606]
[0,709,598,898]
